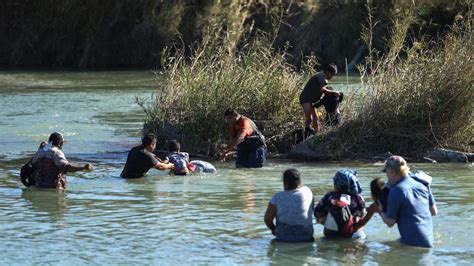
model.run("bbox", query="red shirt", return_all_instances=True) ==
[229,116,253,140]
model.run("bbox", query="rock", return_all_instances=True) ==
[422,157,437,163]
[287,136,333,160]
[427,148,473,163]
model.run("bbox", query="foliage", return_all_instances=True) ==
[140,25,312,155]
[326,2,473,158]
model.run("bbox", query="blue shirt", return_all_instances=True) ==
[386,175,435,247]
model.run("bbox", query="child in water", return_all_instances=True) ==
[370,177,390,211]
[163,140,193,175]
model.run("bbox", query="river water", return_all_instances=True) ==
[0,71,473,265]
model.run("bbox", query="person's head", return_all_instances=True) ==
[168,140,180,152]
[48,132,64,149]
[283,168,301,190]
[324,63,338,80]
[224,108,240,124]
[333,168,362,195]
[142,133,157,152]
[382,155,409,183]
[370,177,385,201]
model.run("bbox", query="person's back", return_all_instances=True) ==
[387,175,434,247]
[271,186,314,241]
[314,169,367,239]
[314,191,366,238]
[32,146,68,189]
[166,151,190,175]
[121,145,158,178]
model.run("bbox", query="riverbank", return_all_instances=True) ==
[1,1,469,69]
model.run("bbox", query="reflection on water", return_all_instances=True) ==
[0,71,473,265]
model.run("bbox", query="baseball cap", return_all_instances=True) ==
[382,155,407,172]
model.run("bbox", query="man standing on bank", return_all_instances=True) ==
[378,155,438,248]
[121,133,174,178]
[220,108,266,168]
[299,64,341,137]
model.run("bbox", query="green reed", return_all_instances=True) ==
[327,7,473,159]
[140,29,312,155]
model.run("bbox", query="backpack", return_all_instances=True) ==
[324,194,354,236]
[20,159,36,187]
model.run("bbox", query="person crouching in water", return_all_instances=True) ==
[314,169,368,239]
[220,108,266,168]
[162,140,193,175]
[313,86,344,126]
[264,169,314,242]
[30,132,93,190]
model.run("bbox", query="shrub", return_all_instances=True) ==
[326,7,473,158]
[139,28,313,155]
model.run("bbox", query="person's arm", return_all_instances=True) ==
[154,161,174,170]
[220,120,250,160]
[314,195,330,223]
[264,203,277,235]
[379,211,397,227]
[353,202,378,231]
[379,189,402,227]
[321,86,341,97]
[66,164,93,173]
[428,187,438,216]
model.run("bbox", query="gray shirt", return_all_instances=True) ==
[270,186,314,241]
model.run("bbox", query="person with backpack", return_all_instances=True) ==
[377,155,438,248]
[25,132,94,190]
[219,108,266,168]
[313,169,368,239]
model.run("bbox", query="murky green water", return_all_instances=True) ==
[0,71,473,265]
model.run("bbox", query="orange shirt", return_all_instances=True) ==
[229,116,254,140]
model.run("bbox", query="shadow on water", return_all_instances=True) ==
[21,189,68,221]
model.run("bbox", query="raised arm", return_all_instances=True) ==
[66,163,93,173]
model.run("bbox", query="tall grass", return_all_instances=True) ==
[140,27,312,155]
[326,5,473,159]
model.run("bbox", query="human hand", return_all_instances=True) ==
[39,141,47,149]
[368,202,378,214]
[376,200,383,214]
[271,228,276,236]
[84,164,94,171]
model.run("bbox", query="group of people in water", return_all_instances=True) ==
[265,156,437,248]
[20,64,437,248]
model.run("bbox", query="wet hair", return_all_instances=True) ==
[283,168,301,190]
[48,132,64,146]
[168,140,180,152]
[142,133,157,146]
[224,108,238,117]
[325,63,338,74]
